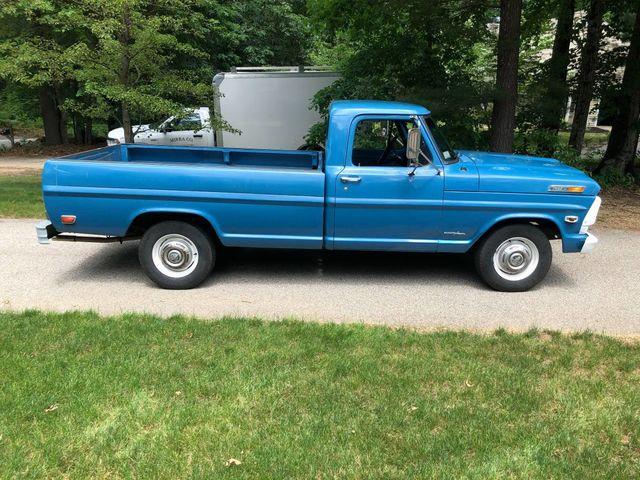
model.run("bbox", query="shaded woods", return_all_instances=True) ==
[1,0,639,180]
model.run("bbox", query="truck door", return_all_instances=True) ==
[331,115,444,252]
[141,126,165,145]
[162,112,204,147]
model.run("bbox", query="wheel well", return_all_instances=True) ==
[127,212,220,243]
[475,218,561,248]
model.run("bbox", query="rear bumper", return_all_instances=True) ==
[35,220,134,244]
[35,220,57,244]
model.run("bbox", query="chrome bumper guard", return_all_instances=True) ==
[36,220,58,245]
[580,232,598,254]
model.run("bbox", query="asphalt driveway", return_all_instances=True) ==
[1,219,638,334]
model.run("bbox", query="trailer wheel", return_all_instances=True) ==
[139,221,215,289]
[474,224,552,292]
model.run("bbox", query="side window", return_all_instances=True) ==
[173,113,202,131]
[351,118,431,167]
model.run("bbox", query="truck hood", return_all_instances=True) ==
[458,150,600,196]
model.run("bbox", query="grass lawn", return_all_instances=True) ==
[0,175,45,218]
[557,130,610,148]
[1,311,638,478]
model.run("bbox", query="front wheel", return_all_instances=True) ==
[474,225,552,292]
[139,221,215,289]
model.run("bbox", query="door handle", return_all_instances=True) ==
[193,134,203,138]
[340,176,361,184]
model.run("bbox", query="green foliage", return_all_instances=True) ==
[307,0,497,149]
[514,129,638,187]
[60,0,219,139]
[230,0,312,66]
[1,0,638,164]
[0,0,314,141]
[593,166,637,188]
[514,128,563,156]
[0,0,75,88]
[0,83,41,131]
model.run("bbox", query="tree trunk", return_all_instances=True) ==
[568,0,605,153]
[540,0,575,132]
[122,103,134,143]
[73,113,82,144]
[594,5,640,177]
[118,5,134,143]
[84,117,93,145]
[489,0,522,153]
[73,113,93,144]
[38,85,65,145]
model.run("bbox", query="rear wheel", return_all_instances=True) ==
[139,221,215,289]
[474,224,552,292]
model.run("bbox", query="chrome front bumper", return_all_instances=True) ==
[577,196,601,254]
[580,232,598,253]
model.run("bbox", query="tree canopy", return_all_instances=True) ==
[1,0,639,178]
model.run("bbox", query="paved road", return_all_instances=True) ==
[1,219,639,334]
[0,156,45,175]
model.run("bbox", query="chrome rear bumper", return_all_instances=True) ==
[35,220,57,244]
[35,220,135,244]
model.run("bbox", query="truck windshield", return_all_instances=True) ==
[422,116,458,164]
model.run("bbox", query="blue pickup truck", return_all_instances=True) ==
[37,100,601,292]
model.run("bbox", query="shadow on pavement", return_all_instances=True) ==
[61,241,575,290]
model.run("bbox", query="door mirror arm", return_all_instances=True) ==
[408,161,423,177]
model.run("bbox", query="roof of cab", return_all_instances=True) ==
[329,100,430,117]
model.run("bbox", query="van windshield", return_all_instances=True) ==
[422,116,458,164]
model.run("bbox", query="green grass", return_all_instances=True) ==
[557,130,610,148]
[1,311,639,478]
[0,175,45,218]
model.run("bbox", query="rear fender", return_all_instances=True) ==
[126,208,224,244]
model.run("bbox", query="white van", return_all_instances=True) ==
[107,67,339,149]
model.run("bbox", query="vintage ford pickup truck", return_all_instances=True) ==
[36,100,601,292]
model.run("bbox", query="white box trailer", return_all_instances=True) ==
[213,66,339,150]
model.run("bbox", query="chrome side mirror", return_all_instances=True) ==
[406,127,423,176]
[406,127,421,162]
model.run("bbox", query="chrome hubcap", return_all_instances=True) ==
[493,237,539,281]
[152,234,199,278]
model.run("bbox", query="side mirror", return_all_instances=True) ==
[406,127,421,163]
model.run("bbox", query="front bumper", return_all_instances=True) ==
[580,232,598,253]
[576,196,601,253]
[580,196,602,234]
[562,196,601,253]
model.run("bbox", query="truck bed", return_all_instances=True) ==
[42,144,326,249]
[60,144,322,169]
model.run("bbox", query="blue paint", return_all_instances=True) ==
[42,100,600,255]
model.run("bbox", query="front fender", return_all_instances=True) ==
[438,191,596,253]
[472,213,563,245]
